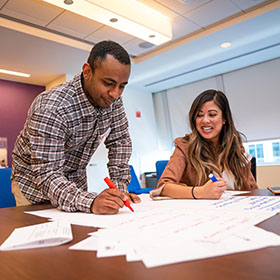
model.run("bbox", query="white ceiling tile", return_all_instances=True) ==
[154,0,214,15]
[231,0,268,11]
[86,26,135,45]
[184,0,241,28]
[0,0,63,26]
[47,11,102,40]
[171,16,201,40]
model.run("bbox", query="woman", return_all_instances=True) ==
[151,89,258,200]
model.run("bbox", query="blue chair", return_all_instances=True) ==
[127,165,153,194]
[0,168,16,208]
[155,160,169,182]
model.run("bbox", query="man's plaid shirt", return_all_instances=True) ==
[12,73,132,213]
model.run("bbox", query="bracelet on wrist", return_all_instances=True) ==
[191,186,197,199]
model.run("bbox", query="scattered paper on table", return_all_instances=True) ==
[24,194,280,267]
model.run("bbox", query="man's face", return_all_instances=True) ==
[82,54,131,108]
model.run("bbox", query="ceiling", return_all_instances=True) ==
[0,0,280,93]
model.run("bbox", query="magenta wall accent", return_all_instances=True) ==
[0,79,45,167]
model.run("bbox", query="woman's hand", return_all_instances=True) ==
[195,178,227,199]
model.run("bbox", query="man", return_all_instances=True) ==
[11,40,140,214]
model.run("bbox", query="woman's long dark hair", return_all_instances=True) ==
[187,89,250,188]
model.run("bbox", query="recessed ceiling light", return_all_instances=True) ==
[64,0,73,5]
[110,18,118,23]
[220,42,232,48]
[139,42,154,49]
[0,69,30,78]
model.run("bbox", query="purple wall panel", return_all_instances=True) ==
[0,79,45,167]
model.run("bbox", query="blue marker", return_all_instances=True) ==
[209,173,218,182]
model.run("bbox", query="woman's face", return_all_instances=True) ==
[195,100,225,147]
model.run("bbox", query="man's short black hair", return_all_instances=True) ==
[87,40,130,71]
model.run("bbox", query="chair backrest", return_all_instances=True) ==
[155,160,169,182]
[0,168,16,208]
[127,165,153,194]
[250,157,256,181]
[127,165,141,192]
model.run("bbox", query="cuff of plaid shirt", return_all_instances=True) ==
[76,191,97,213]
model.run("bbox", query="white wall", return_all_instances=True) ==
[223,58,280,141]
[87,85,159,193]
[123,86,159,174]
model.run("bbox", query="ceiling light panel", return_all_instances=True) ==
[43,0,172,45]
[0,69,30,77]
[220,42,232,48]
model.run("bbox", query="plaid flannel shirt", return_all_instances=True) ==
[12,73,132,213]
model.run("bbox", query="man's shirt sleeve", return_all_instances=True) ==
[28,108,96,212]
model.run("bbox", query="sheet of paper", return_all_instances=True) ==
[97,236,126,258]
[139,226,280,268]
[211,196,280,212]
[221,190,250,199]
[69,235,98,251]
[0,221,72,251]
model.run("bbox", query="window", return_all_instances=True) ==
[256,144,264,158]
[273,142,280,157]
[244,139,280,166]
[248,145,256,158]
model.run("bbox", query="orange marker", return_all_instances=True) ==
[104,177,134,212]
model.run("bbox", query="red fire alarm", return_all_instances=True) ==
[136,111,141,118]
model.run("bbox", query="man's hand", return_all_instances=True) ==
[91,189,127,214]
[126,193,141,204]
